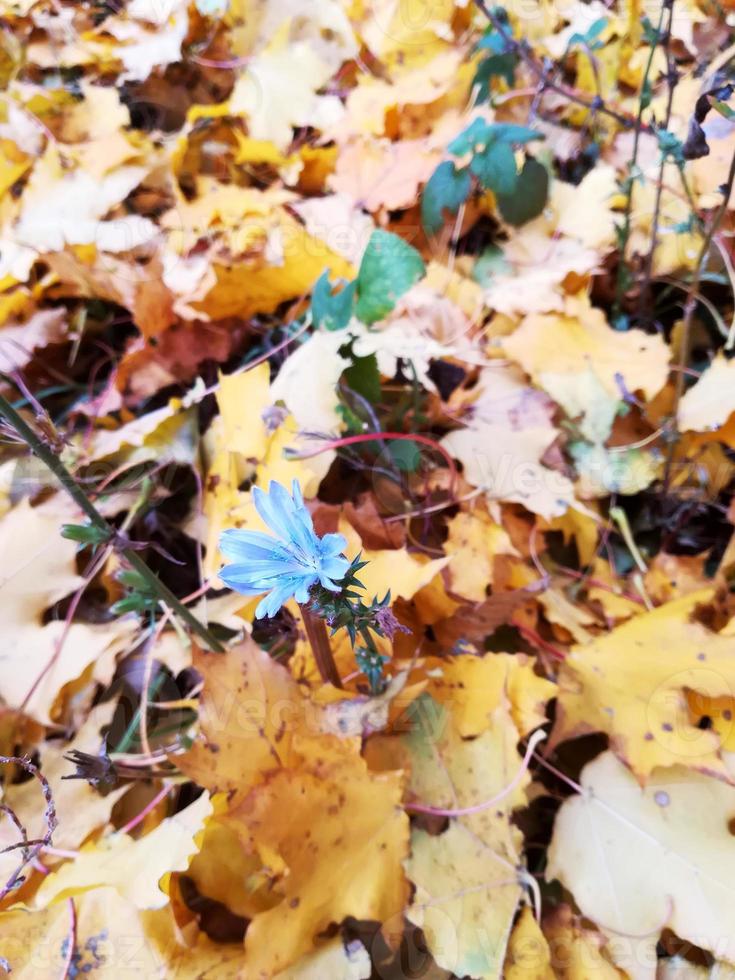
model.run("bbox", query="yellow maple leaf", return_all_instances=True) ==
[177,637,349,796]
[339,518,449,601]
[444,510,519,601]
[504,294,670,406]
[542,904,625,980]
[504,907,554,980]
[401,697,531,979]
[552,588,735,778]
[229,755,408,976]
[427,652,557,739]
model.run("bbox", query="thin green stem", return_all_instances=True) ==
[639,0,677,323]
[115,672,166,754]
[0,392,223,652]
[614,1,669,315]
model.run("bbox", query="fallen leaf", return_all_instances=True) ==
[34,791,212,910]
[504,907,554,980]
[444,510,519,601]
[339,519,449,601]
[0,498,134,723]
[427,653,557,739]
[547,751,735,969]
[229,754,408,976]
[678,354,735,433]
[402,698,530,980]
[552,589,735,779]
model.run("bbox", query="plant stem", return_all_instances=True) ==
[664,146,735,490]
[639,0,677,323]
[472,0,642,131]
[614,0,669,315]
[300,605,342,688]
[0,392,224,652]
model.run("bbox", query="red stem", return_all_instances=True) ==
[299,431,458,496]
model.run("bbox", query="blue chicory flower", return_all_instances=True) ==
[219,479,350,618]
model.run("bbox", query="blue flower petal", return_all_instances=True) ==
[219,480,353,613]
[218,564,271,595]
[320,555,350,580]
[318,532,348,557]
[220,529,291,562]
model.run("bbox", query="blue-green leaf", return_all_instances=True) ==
[470,141,518,195]
[496,158,549,226]
[448,117,493,156]
[311,270,357,331]
[490,123,544,145]
[421,161,472,234]
[355,230,426,324]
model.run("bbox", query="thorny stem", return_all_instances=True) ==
[0,756,57,901]
[0,392,224,652]
[300,604,342,688]
[472,0,643,131]
[664,146,735,490]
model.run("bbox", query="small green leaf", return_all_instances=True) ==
[472,244,511,286]
[421,161,471,234]
[496,157,549,226]
[61,523,111,546]
[344,352,381,404]
[569,16,608,48]
[386,438,422,472]
[474,31,517,94]
[470,141,518,195]
[116,569,151,592]
[490,123,544,145]
[310,270,357,331]
[448,117,493,156]
[111,595,155,616]
[355,230,426,325]
[657,128,684,165]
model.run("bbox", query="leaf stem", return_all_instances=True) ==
[300,605,342,688]
[0,392,223,652]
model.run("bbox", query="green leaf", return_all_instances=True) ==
[449,120,541,163]
[657,128,684,165]
[470,141,518,195]
[386,438,422,472]
[355,230,426,324]
[490,123,544,145]
[474,31,517,94]
[421,161,472,234]
[343,352,382,404]
[569,16,607,48]
[472,244,511,286]
[116,569,152,592]
[61,523,111,546]
[448,117,493,156]
[474,51,518,96]
[496,157,549,226]
[310,270,357,331]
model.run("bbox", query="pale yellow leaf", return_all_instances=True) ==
[34,792,213,910]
